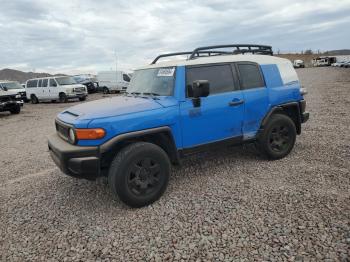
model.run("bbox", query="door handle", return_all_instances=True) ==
[229,99,244,106]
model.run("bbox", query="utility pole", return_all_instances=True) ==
[115,50,118,72]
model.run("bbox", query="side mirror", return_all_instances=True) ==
[191,80,210,107]
[3,87,8,91]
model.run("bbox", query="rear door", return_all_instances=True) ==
[235,62,269,139]
[180,63,244,148]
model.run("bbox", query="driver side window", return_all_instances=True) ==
[186,64,236,97]
[49,79,57,87]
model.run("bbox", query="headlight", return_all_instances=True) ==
[68,128,76,144]
[15,94,21,98]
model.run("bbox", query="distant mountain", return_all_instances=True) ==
[0,68,65,83]
[325,49,350,55]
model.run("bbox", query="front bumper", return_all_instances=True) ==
[301,112,309,123]
[48,134,100,180]
[0,100,20,111]
[67,93,87,98]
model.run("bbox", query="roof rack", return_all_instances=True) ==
[151,44,273,64]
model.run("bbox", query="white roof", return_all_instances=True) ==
[26,76,66,81]
[137,54,290,70]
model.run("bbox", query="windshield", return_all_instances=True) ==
[73,75,97,83]
[127,67,175,96]
[0,81,22,89]
[55,77,77,85]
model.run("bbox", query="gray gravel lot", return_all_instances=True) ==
[0,67,349,261]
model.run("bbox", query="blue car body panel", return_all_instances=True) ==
[56,62,303,149]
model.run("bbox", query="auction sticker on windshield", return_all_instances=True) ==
[157,67,175,77]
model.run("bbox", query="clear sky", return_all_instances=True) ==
[1,0,349,74]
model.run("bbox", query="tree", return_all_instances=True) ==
[304,49,313,55]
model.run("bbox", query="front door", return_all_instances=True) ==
[48,78,59,99]
[180,63,244,149]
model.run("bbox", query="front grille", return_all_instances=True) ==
[55,119,71,142]
[0,96,12,103]
[74,87,85,93]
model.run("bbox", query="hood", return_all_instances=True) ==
[0,89,18,96]
[59,95,165,122]
[7,88,25,93]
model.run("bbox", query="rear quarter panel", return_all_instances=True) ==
[260,64,302,108]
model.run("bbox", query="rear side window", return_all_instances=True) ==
[27,80,38,88]
[186,64,235,96]
[38,79,42,87]
[237,63,264,89]
[42,79,48,87]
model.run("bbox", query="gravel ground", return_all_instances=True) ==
[0,67,349,261]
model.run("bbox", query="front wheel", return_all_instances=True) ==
[257,114,296,160]
[31,94,39,104]
[108,142,170,208]
[10,104,21,114]
[103,87,109,94]
[59,93,68,103]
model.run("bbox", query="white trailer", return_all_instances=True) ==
[97,71,131,94]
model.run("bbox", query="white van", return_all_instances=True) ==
[26,76,88,103]
[293,60,305,68]
[97,71,131,94]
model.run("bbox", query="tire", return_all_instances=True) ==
[79,96,86,101]
[31,94,39,104]
[103,87,109,94]
[257,114,296,160]
[9,104,21,114]
[108,142,171,208]
[59,93,68,103]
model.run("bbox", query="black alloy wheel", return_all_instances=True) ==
[108,142,170,208]
[127,157,161,196]
[257,113,296,160]
[268,124,292,153]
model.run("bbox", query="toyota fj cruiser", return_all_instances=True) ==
[48,44,309,207]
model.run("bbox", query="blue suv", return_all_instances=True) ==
[48,44,309,207]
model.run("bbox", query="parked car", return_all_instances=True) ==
[73,74,98,94]
[26,76,88,103]
[340,61,350,68]
[331,62,342,67]
[48,44,309,208]
[0,86,22,114]
[97,71,131,94]
[293,60,305,68]
[0,80,28,103]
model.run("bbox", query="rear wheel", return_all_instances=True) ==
[108,142,170,208]
[9,104,21,114]
[59,93,68,103]
[257,114,296,160]
[30,94,39,104]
